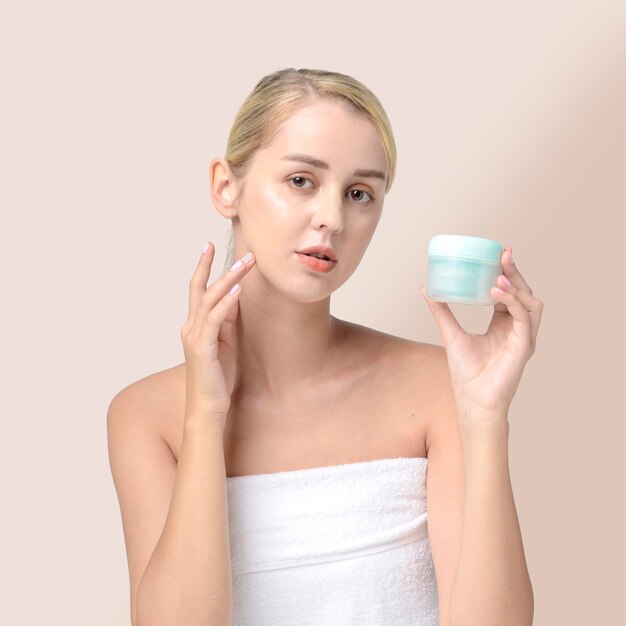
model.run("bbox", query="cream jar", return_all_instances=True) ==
[425,234,505,305]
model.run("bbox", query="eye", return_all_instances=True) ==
[287,176,374,204]
[288,176,314,190]
[349,189,374,204]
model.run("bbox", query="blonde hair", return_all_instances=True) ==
[221,67,398,270]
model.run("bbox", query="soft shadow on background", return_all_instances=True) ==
[2,1,624,624]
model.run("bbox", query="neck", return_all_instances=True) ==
[232,275,343,403]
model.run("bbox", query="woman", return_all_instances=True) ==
[108,67,540,625]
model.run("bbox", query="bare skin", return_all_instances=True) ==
[147,319,437,477]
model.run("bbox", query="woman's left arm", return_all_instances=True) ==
[420,245,543,626]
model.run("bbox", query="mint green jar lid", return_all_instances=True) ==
[428,234,504,261]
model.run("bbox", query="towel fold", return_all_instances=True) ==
[226,456,439,625]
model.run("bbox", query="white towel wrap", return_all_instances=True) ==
[226,456,439,625]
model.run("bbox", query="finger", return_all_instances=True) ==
[218,292,240,348]
[489,283,531,351]
[192,251,256,335]
[199,280,243,346]
[499,245,543,350]
[188,241,215,322]
[501,246,533,295]
[492,273,544,354]
[419,285,464,347]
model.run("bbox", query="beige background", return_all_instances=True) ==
[2,1,624,624]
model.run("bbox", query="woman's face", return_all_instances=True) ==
[233,98,388,302]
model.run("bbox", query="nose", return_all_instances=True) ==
[310,185,344,232]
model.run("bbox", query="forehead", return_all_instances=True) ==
[261,100,387,171]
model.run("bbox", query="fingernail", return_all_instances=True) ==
[508,250,514,265]
[230,259,243,272]
[202,241,211,254]
[242,251,254,263]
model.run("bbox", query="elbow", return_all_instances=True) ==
[135,584,233,626]
[449,579,534,626]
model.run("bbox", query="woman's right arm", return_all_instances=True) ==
[108,243,256,626]
[136,415,233,626]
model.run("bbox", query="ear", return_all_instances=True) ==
[209,158,242,219]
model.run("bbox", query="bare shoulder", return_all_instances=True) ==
[337,317,450,449]
[338,316,445,375]
[107,363,184,438]
[337,316,441,357]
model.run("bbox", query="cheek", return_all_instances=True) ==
[256,183,293,221]
[240,184,297,255]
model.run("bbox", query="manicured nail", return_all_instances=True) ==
[501,275,512,287]
[202,241,211,254]
[242,251,254,263]
[508,250,513,265]
[230,259,243,272]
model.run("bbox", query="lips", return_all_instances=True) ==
[296,252,337,273]
[297,245,337,262]
[304,252,331,260]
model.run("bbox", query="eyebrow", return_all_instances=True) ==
[280,153,387,182]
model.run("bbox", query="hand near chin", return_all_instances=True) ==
[180,243,256,427]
